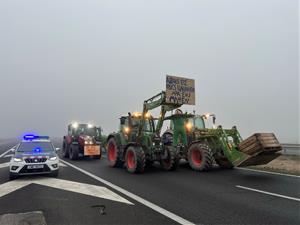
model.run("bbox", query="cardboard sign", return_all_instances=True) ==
[166,75,195,105]
[84,145,101,156]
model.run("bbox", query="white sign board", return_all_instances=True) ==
[166,75,195,105]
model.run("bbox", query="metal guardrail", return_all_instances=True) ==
[281,144,300,156]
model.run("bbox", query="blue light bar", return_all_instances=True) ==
[23,134,36,140]
[23,135,49,141]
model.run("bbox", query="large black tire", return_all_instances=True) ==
[160,146,178,171]
[188,143,213,171]
[215,158,234,169]
[107,138,123,167]
[125,146,146,174]
[69,145,79,160]
[62,140,69,158]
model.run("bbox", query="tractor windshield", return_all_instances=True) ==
[74,125,97,136]
[131,118,153,132]
[194,117,205,129]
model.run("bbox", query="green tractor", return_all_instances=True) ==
[106,92,181,173]
[163,113,282,171]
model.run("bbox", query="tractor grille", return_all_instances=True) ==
[19,165,51,174]
[25,158,47,163]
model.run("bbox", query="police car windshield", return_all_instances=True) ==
[17,142,54,152]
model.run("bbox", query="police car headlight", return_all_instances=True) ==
[13,158,22,162]
[49,156,57,161]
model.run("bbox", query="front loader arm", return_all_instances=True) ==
[137,91,182,140]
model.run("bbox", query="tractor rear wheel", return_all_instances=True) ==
[125,146,145,173]
[160,146,178,171]
[107,138,123,167]
[188,143,213,171]
[69,145,79,160]
[62,140,69,158]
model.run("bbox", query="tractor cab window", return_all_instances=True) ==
[74,125,97,136]
[194,117,205,129]
[131,118,153,132]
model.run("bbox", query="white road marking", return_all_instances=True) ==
[59,162,67,167]
[236,185,300,202]
[236,167,300,178]
[60,159,196,225]
[3,154,13,158]
[0,145,16,158]
[0,162,10,169]
[0,177,133,205]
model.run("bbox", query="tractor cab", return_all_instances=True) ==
[68,123,102,141]
[185,115,206,131]
[119,112,155,136]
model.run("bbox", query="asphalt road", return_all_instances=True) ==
[0,139,299,225]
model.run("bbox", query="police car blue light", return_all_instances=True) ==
[34,147,42,153]
[23,135,50,141]
[23,134,36,140]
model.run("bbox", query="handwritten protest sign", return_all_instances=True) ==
[166,75,195,105]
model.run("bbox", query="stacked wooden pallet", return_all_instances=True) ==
[238,133,282,155]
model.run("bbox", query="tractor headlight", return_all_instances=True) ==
[13,158,22,162]
[49,156,57,161]
[72,122,79,129]
[145,112,151,118]
[185,122,193,130]
[85,141,88,145]
[123,126,130,134]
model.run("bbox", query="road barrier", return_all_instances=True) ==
[281,144,300,155]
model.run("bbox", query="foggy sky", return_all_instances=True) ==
[0,0,299,143]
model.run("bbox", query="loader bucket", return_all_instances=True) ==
[236,151,281,167]
[235,133,282,167]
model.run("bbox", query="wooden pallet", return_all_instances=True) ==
[238,133,282,155]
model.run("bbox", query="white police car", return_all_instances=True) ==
[9,135,60,180]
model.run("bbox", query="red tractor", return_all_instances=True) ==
[63,122,102,160]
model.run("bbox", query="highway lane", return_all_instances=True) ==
[0,140,180,225]
[0,139,300,225]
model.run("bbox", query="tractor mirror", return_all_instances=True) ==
[120,117,126,125]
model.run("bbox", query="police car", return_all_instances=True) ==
[9,135,60,180]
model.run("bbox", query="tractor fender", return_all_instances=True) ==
[107,133,123,149]
[189,139,207,146]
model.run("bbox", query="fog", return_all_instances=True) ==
[0,0,299,143]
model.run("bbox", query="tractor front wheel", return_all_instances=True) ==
[160,146,178,171]
[188,143,213,171]
[107,138,123,167]
[125,146,145,173]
